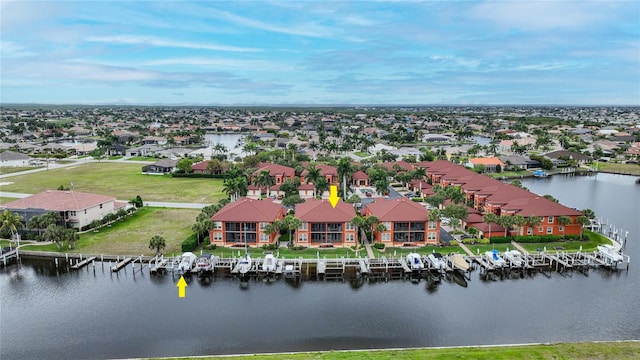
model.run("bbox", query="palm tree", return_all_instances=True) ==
[262,219,282,244]
[213,142,227,157]
[350,215,367,243]
[304,163,322,197]
[467,226,479,239]
[512,214,528,236]
[242,141,258,155]
[558,215,572,238]
[527,215,542,235]
[447,186,465,205]
[497,215,514,237]
[482,213,499,239]
[28,214,47,239]
[581,208,596,220]
[65,228,79,249]
[254,170,274,198]
[337,157,355,199]
[282,215,302,247]
[576,216,590,239]
[315,177,330,198]
[42,224,66,249]
[0,209,24,245]
[374,179,390,196]
[149,235,166,255]
[192,213,213,243]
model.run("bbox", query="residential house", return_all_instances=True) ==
[351,170,369,187]
[544,150,592,166]
[499,155,540,170]
[209,197,285,247]
[467,157,505,173]
[142,159,177,174]
[2,190,126,230]
[251,163,297,186]
[294,199,356,248]
[0,150,32,167]
[300,163,338,185]
[365,198,439,246]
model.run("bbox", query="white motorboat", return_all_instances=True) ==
[485,250,506,267]
[503,250,525,267]
[450,253,470,272]
[406,252,424,271]
[237,253,252,275]
[178,252,197,273]
[196,253,213,272]
[262,253,277,273]
[597,244,623,263]
[427,253,447,271]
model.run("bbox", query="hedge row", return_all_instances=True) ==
[172,173,225,179]
[181,234,198,252]
[489,234,581,243]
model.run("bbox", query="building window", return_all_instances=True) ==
[346,233,354,242]
[70,211,76,216]
[214,222,222,229]
[547,227,553,234]
[548,216,554,223]
[538,227,543,233]
[428,221,436,230]
[346,222,354,230]
[382,222,392,231]
[213,233,222,241]
[84,210,87,214]
[381,233,391,241]
[260,222,268,229]
[260,233,269,242]
[298,233,307,242]
[427,232,437,241]
[299,223,307,230]
[100,204,103,209]
[527,228,532,235]
[559,226,564,232]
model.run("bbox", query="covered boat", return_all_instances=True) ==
[450,253,470,272]
[262,253,277,273]
[485,250,506,267]
[178,252,198,273]
[406,252,424,271]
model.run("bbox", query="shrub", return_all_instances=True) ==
[488,236,512,243]
[373,242,385,249]
[449,240,459,246]
[478,238,491,244]
[181,235,198,252]
[411,197,424,202]
[205,244,217,251]
[261,243,278,251]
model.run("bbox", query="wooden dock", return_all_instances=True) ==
[70,256,96,270]
[111,257,132,272]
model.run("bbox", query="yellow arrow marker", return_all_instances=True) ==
[176,275,187,298]
[328,185,340,208]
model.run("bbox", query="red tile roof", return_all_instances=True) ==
[192,160,210,171]
[382,161,413,171]
[2,190,116,211]
[252,163,296,177]
[365,198,429,222]
[301,163,337,177]
[351,170,369,180]
[211,197,282,222]
[501,196,583,217]
[295,198,355,222]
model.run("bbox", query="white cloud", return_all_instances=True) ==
[0,40,37,58]
[144,57,289,71]
[85,35,261,52]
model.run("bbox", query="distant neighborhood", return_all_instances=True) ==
[1,105,638,250]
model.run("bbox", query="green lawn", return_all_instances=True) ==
[203,243,369,259]
[70,207,200,256]
[0,162,225,203]
[150,341,640,360]
[595,162,640,175]
[0,166,44,175]
[353,151,370,157]
[488,170,533,178]
[126,156,157,161]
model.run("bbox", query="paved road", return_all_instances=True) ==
[0,157,153,179]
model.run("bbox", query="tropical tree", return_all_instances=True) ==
[315,177,330,198]
[129,195,144,208]
[176,158,193,173]
[0,209,24,244]
[527,215,542,234]
[576,216,591,239]
[28,214,47,239]
[374,179,390,196]
[304,163,322,197]
[558,215,572,238]
[543,194,559,203]
[497,215,514,237]
[350,215,367,243]
[242,141,259,155]
[482,213,499,239]
[511,214,528,236]
[428,208,441,223]
[337,157,355,199]
[467,226,479,239]
[425,193,446,209]
[192,212,213,243]
[42,224,76,250]
[282,215,302,247]
[282,194,305,208]
[262,219,283,243]
[254,169,274,198]
[446,186,465,204]
[148,235,166,255]
[581,208,596,220]
[442,204,468,232]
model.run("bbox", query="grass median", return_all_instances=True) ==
[0,162,225,203]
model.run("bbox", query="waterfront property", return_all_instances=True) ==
[365,197,440,246]
[294,199,357,248]
[209,197,285,247]
[417,160,584,238]
[1,190,126,230]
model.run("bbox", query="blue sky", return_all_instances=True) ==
[1,1,639,105]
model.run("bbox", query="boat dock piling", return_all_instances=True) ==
[111,257,132,272]
[70,256,96,270]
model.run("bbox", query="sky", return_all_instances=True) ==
[1,0,639,106]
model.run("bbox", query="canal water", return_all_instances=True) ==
[1,174,639,360]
